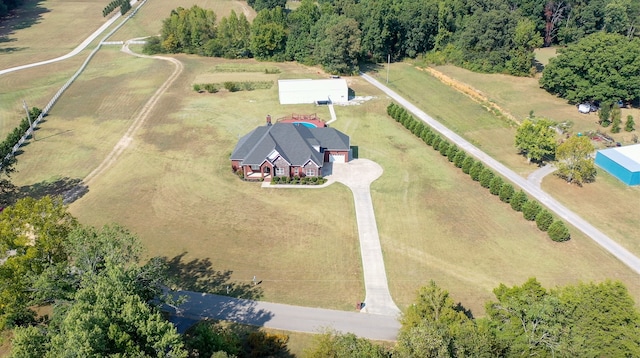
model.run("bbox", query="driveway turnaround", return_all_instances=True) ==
[527,164,557,188]
[360,72,640,276]
[168,290,401,341]
[328,160,402,317]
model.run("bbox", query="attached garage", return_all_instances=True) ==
[278,79,349,105]
[329,154,346,163]
[594,144,640,186]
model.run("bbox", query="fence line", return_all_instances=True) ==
[1,0,149,171]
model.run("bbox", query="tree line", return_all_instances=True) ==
[0,0,23,18]
[145,0,639,76]
[305,279,640,356]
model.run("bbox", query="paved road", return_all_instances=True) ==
[166,290,401,341]
[0,1,135,76]
[527,164,557,188]
[361,72,640,276]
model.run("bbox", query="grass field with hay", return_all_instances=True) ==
[9,49,639,315]
[3,0,640,319]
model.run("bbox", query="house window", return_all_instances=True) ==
[293,167,299,176]
[251,165,260,171]
[305,168,315,176]
[276,167,286,176]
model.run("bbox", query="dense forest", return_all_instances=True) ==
[0,0,24,17]
[145,0,640,77]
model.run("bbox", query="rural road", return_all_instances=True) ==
[166,290,401,341]
[0,1,135,76]
[360,72,640,276]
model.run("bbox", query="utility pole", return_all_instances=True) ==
[22,99,34,141]
[386,54,390,84]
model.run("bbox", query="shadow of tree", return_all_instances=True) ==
[0,177,88,206]
[360,62,385,74]
[161,252,263,301]
[0,0,49,39]
[183,320,295,358]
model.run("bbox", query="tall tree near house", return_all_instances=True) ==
[515,118,557,163]
[314,15,362,74]
[285,0,321,63]
[250,7,288,61]
[555,135,596,185]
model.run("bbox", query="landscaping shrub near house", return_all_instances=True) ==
[386,102,572,242]
[269,176,326,186]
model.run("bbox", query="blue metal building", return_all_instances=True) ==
[594,144,640,186]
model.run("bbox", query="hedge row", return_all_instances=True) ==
[103,0,130,17]
[0,107,42,170]
[270,175,327,185]
[193,81,273,93]
[386,103,570,242]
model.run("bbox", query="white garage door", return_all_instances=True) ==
[330,154,346,163]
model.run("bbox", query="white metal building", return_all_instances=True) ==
[278,79,349,105]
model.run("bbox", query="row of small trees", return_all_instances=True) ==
[387,103,570,242]
[0,107,41,171]
[102,0,130,17]
[193,81,273,93]
[598,104,636,133]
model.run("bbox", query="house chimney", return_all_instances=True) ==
[266,115,272,126]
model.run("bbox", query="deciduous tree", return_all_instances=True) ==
[515,118,557,163]
[555,135,597,186]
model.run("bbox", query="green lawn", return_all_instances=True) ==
[381,61,639,260]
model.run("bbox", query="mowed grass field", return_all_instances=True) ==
[370,63,533,176]
[5,0,640,317]
[0,0,110,68]
[328,76,640,314]
[380,62,640,259]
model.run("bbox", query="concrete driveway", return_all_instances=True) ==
[327,159,401,317]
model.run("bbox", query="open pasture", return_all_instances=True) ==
[8,46,638,314]
[0,0,109,68]
[382,62,639,263]
[325,77,640,314]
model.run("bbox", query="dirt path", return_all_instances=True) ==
[83,40,183,185]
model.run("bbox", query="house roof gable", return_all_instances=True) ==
[231,123,350,167]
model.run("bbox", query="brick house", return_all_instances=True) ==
[231,122,350,181]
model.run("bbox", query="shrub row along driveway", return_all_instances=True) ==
[360,72,640,276]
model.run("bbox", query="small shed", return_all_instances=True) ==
[594,144,640,186]
[278,79,348,105]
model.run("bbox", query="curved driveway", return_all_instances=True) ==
[361,72,640,276]
[330,160,401,317]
